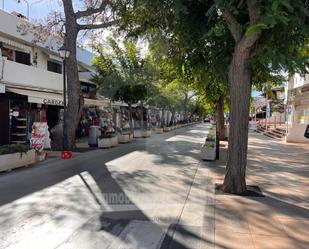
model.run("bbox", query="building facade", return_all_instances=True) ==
[0,10,103,146]
[286,73,309,143]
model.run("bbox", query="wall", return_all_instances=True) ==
[2,58,62,92]
[286,123,309,143]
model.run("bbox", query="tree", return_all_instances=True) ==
[91,38,149,134]
[124,0,309,194]
[19,1,124,149]
[61,0,124,149]
[213,0,308,194]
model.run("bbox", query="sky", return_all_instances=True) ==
[1,0,61,20]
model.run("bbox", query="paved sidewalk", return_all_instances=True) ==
[207,132,309,249]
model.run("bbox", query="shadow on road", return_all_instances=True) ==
[0,124,218,249]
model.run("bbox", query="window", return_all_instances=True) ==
[47,60,62,74]
[15,50,31,65]
[80,82,97,97]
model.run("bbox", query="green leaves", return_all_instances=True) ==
[245,23,268,36]
[92,38,151,104]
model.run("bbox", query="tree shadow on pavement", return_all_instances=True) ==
[203,132,309,249]
[0,125,217,249]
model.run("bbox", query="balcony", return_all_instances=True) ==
[1,57,63,92]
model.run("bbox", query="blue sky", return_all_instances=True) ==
[252,90,262,97]
[1,0,60,20]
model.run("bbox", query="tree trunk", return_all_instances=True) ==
[184,93,188,123]
[161,108,165,128]
[222,45,252,194]
[170,111,175,126]
[128,103,133,134]
[63,1,79,150]
[216,95,226,140]
[140,101,144,130]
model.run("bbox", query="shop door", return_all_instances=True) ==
[0,96,10,145]
[46,106,59,130]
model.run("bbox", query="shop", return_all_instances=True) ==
[132,105,151,129]
[119,105,131,133]
[148,108,161,128]
[0,87,63,146]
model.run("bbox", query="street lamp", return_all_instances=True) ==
[17,0,43,19]
[59,45,70,152]
[17,0,29,18]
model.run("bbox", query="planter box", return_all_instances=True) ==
[134,129,143,138]
[129,134,134,141]
[111,136,118,146]
[98,136,118,148]
[118,134,131,143]
[163,127,170,132]
[0,150,36,172]
[155,128,164,134]
[134,130,152,138]
[143,130,152,137]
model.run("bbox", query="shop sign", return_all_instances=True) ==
[43,98,64,106]
[30,122,51,152]
[0,83,5,93]
[304,125,309,139]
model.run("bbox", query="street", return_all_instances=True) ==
[1,123,308,249]
[0,124,214,249]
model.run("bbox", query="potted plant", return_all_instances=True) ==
[0,144,36,172]
[118,128,132,143]
[133,128,152,138]
[98,133,118,148]
[155,126,164,134]
[142,127,152,137]
[163,126,170,132]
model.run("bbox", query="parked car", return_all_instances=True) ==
[204,118,210,123]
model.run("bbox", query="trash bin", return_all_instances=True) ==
[88,125,100,147]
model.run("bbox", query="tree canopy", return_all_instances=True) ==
[120,0,309,194]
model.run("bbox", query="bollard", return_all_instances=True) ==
[216,131,220,160]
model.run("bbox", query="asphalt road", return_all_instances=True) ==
[0,124,213,249]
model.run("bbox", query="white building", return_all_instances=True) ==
[0,10,105,145]
[286,73,309,143]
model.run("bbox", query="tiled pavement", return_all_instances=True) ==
[208,132,309,249]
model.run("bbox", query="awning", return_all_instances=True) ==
[49,54,63,62]
[0,37,32,53]
[84,98,108,107]
[7,87,64,106]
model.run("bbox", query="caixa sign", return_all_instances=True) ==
[43,98,64,106]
